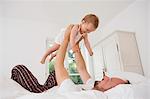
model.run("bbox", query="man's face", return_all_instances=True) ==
[95,76,127,92]
[97,76,112,91]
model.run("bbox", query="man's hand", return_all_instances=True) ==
[64,24,74,41]
[73,40,91,83]
[72,42,80,53]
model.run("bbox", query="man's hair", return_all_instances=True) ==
[94,81,99,87]
[94,80,131,85]
[82,14,99,29]
[125,80,131,84]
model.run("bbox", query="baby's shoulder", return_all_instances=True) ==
[73,24,80,28]
[71,24,80,32]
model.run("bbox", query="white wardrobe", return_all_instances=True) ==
[93,31,144,80]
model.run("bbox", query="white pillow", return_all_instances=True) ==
[107,71,146,84]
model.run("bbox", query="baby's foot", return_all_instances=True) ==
[40,59,45,64]
[48,54,56,62]
[48,57,53,62]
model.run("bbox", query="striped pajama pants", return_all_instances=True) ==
[11,65,57,93]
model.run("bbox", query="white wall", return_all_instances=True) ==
[1,2,65,83]
[1,1,135,83]
[148,0,150,78]
[0,3,3,77]
[93,0,149,78]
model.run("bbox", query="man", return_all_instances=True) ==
[54,24,130,93]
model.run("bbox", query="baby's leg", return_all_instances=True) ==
[41,43,60,64]
[48,52,57,62]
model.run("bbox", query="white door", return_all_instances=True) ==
[93,45,104,80]
[102,39,122,73]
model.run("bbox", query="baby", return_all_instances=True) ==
[40,14,99,64]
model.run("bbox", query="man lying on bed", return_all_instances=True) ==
[54,25,130,93]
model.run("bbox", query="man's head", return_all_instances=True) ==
[80,14,99,34]
[93,76,130,92]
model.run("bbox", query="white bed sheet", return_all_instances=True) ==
[1,77,149,99]
[16,84,135,99]
[132,79,150,99]
[16,80,150,99]
[107,79,150,99]
[0,78,30,99]
[104,84,134,99]
[16,86,107,99]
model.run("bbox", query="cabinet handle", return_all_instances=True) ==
[116,44,119,52]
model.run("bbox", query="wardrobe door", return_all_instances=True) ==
[117,32,143,74]
[93,45,104,80]
[102,39,122,73]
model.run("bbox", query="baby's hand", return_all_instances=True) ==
[81,33,87,38]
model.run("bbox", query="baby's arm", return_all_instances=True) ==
[83,35,93,56]
[70,25,79,51]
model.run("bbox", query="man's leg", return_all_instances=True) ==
[11,65,57,93]
[11,65,47,93]
[44,70,57,89]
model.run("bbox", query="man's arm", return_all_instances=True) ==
[70,25,79,49]
[73,44,91,84]
[54,24,73,86]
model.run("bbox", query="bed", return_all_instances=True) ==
[1,71,149,99]
[0,76,30,99]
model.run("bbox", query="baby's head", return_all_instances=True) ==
[80,14,99,34]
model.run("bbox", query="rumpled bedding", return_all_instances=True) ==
[16,84,134,99]
[16,87,107,99]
